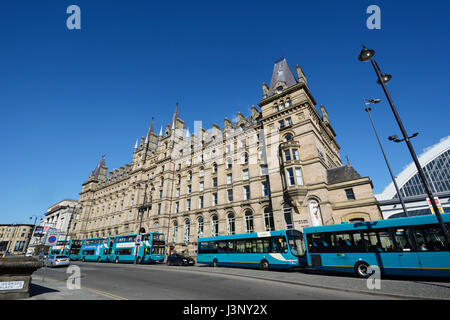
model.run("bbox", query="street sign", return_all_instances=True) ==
[426,197,444,215]
[48,236,57,244]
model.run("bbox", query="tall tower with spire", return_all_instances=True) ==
[258,58,380,229]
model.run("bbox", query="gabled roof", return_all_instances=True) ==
[267,58,298,97]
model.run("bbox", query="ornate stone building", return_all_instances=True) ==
[71,58,382,255]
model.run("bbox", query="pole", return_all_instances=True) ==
[365,106,409,217]
[135,182,148,264]
[369,58,450,249]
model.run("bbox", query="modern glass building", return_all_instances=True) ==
[376,136,450,219]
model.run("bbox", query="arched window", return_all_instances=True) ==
[184,219,190,243]
[177,174,181,184]
[171,221,178,243]
[197,217,204,237]
[211,215,218,237]
[188,171,192,181]
[199,167,204,177]
[245,210,253,233]
[160,176,164,187]
[264,207,275,231]
[284,134,293,142]
[213,162,218,173]
[227,212,235,235]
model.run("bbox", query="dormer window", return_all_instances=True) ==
[276,86,283,94]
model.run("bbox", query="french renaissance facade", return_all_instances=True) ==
[71,59,382,255]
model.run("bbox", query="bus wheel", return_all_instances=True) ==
[212,259,218,268]
[355,261,371,278]
[260,260,270,271]
[115,257,119,264]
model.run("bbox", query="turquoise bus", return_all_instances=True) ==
[303,213,450,278]
[50,240,71,255]
[80,237,112,262]
[68,240,83,261]
[196,229,305,270]
[109,232,166,264]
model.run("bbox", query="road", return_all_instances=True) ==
[30,261,450,300]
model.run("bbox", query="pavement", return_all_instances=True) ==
[25,262,450,300]
[28,274,124,300]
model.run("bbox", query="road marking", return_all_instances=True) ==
[33,275,128,300]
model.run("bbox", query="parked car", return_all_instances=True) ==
[44,255,70,267]
[166,253,195,266]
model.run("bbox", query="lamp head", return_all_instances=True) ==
[377,73,392,84]
[388,134,398,141]
[358,46,375,61]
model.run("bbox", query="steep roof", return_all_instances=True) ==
[327,165,362,185]
[91,156,106,179]
[267,58,298,97]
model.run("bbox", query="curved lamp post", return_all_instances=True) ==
[364,99,409,217]
[359,46,450,249]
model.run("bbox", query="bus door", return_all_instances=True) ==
[412,226,450,276]
[392,227,422,275]
[108,240,113,255]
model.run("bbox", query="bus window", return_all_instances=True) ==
[377,230,395,251]
[308,233,335,253]
[218,241,228,253]
[227,240,235,253]
[236,240,245,253]
[287,230,305,256]
[335,232,352,252]
[244,239,257,253]
[352,232,365,252]
[393,228,412,251]
[256,238,270,253]
[414,226,446,251]
[270,237,287,253]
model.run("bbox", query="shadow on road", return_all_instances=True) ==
[29,283,59,298]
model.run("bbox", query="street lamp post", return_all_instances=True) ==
[364,99,409,217]
[135,180,154,263]
[359,46,450,249]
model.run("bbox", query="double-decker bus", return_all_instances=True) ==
[50,240,71,255]
[196,229,305,270]
[69,240,83,261]
[109,232,166,264]
[80,237,111,262]
[303,213,450,278]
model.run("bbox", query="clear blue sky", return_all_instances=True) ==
[1,0,449,224]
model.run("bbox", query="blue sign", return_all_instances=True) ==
[48,236,57,244]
